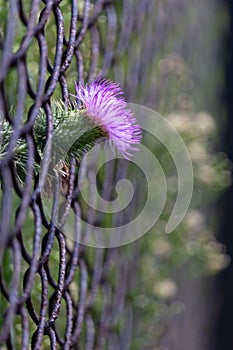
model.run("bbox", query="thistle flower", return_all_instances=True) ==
[1,79,141,185]
[75,77,141,158]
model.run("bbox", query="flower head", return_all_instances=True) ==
[75,77,141,158]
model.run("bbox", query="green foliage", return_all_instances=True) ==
[130,89,231,350]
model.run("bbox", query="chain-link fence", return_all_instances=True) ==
[0,0,226,349]
[0,1,154,348]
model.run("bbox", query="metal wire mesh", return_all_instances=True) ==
[0,0,219,349]
[0,1,147,348]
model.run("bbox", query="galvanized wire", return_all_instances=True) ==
[0,0,207,348]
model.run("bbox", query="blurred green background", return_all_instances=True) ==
[0,0,232,349]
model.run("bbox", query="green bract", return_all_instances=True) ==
[0,101,106,185]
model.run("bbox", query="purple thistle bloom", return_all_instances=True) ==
[75,77,141,158]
